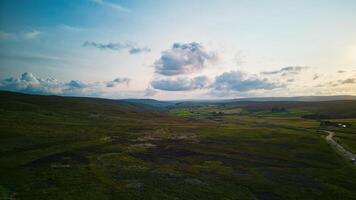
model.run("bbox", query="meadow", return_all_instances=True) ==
[0,91,356,200]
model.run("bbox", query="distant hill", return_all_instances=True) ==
[226,100,356,119]
[3,91,356,112]
[164,96,356,109]
[122,98,176,108]
[123,96,356,108]
[233,95,356,102]
[0,91,163,117]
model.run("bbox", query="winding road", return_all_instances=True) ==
[324,131,356,165]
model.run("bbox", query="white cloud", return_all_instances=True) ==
[83,41,151,54]
[0,31,16,40]
[90,0,130,12]
[261,66,309,76]
[0,30,42,40]
[144,87,158,97]
[22,30,41,40]
[151,76,210,91]
[210,71,283,97]
[59,24,85,32]
[154,42,217,76]
[0,72,131,97]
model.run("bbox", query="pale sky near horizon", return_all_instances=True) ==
[0,0,355,99]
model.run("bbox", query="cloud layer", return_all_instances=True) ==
[151,69,281,94]
[83,41,150,54]
[154,42,216,76]
[151,76,210,91]
[0,72,130,96]
[150,43,288,96]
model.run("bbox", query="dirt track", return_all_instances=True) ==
[324,131,356,166]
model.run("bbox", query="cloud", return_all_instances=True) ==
[339,78,355,84]
[337,70,346,73]
[313,74,319,80]
[83,41,127,50]
[234,51,246,66]
[151,76,210,91]
[0,31,16,40]
[129,47,151,54]
[261,66,309,76]
[318,77,355,88]
[105,77,130,87]
[0,30,41,40]
[0,72,130,96]
[211,71,282,95]
[144,87,158,97]
[22,30,41,40]
[90,0,130,12]
[0,52,65,63]
[154,42,216,76]
[83,41,150,54]
[59,24,85,32]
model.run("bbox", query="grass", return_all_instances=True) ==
[1,91,356,199]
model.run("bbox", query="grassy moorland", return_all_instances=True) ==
[0,91,356,200]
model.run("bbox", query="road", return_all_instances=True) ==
[324,131,356,165]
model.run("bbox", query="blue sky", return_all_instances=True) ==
[0,0,355,99]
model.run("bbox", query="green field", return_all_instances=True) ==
[1,91,356,200]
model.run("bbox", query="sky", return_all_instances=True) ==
[0,0,355,100]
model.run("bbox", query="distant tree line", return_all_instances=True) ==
[302,114,352,119]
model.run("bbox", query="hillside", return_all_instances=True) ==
[0,91,163,117]
[1,91,356,200]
